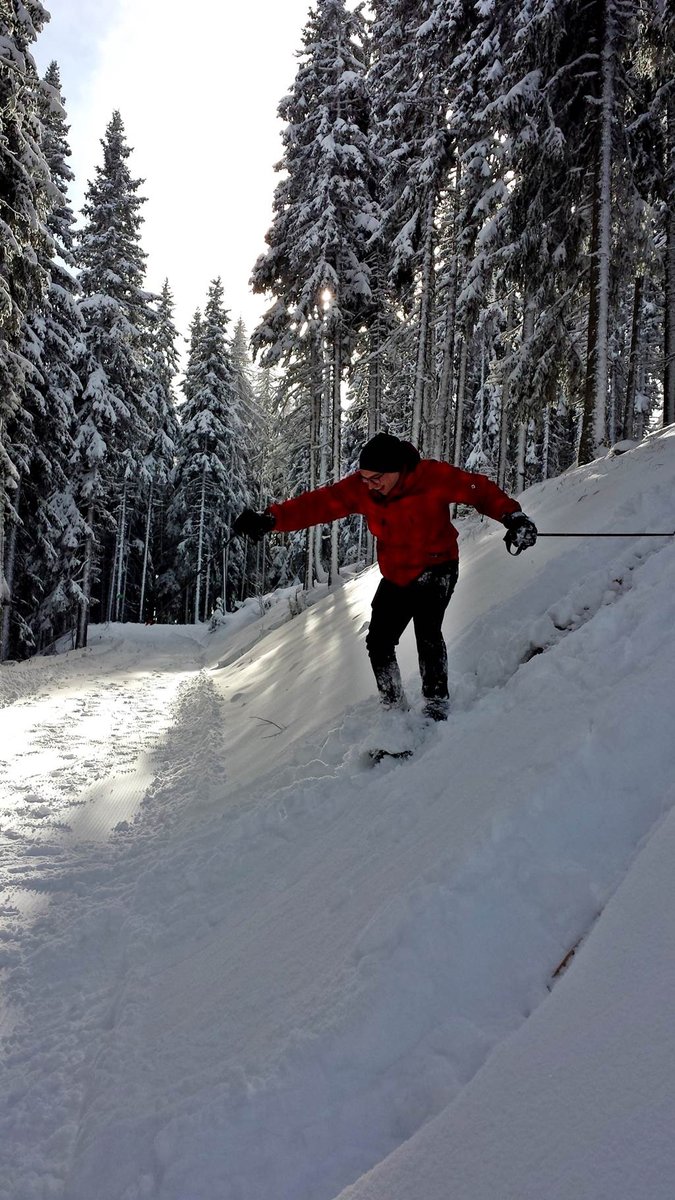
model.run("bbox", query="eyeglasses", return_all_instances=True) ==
[360,471,385,485]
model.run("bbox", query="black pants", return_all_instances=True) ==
[365,561,459,705]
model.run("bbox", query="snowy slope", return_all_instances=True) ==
[1,427,675,1200]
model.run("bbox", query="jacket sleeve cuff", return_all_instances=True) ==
[500,505,523,525]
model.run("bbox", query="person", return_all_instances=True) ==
[233,432,537,721]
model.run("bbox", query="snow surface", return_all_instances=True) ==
[2,427,675,1200]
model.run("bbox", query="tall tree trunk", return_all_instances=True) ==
[256,449,267,600]
[107,507,121,624]
[0,416,12,651]
[0,482,20,661]
[411,190,436,448]
[542,403,551,480]
[223,531,230,612]
[623,273,643,438]
[120,542,130,623]
[497,401,509,492]
[422,292,436,456]
[434,171,461,460]
[449,333,469,520]
[497,295,516,489]
[313,329,331,585]
[77,504,94,650]
[475,332,487,461]
[108,485,128,624]
[635,361,647,439]
[579,163,602,462]
[115,484,128,623]
[364,320,381,567]
[329,329,342,585]
[194,461,207,623]
[222,441,235,609]
[434,255,458,460]
[139,482,153,622]
[0,471,6,657]
[368,323,381,439]
[452,334,469,469]
[664,92,675,427]
[304,337,320,588]
[368,256,385,439]
[608,363,616,445]
[516,421,527,494]
[515,300,536,491]
[237,554,246,609]
[579,0,614,463]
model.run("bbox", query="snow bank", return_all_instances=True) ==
[1,427,675,1200]
[336,799,675,1200]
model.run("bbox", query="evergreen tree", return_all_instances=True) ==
[73,111,153,644]
[139,278,180,621]
[171,280,247,621]
[252,0,377,583]
[632,0,675,428]
[368,0,472,453]
[252,0,376,361]
[1,62,85,658]
[453,0,589,472]
[446,0,661,469]
[231,318,264,498]
[230,318,271,597]
[0,0,53,650]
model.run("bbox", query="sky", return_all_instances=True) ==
[2,429,675,1197]
[32,0,315,349]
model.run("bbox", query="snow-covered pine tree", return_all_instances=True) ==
[463,309,505,478]
[456,0,654,474]
[573,0,674,459]
[0,0,54,656]
[73,111,154,645]
[453,0,562,478]
[171,281,246,621]
[231,319,264,503]
[251,0,377,583]
[666,84,675,427]
[230,318,272,596]
[0,332,37,659]
[440,0,532,480]
[578,0,622,462]
[368,0,469,454]
[631,0,675,429]
[139,278,180,621]
[1,62,86,660]
[167,305,201,617]
[33,64,86,640]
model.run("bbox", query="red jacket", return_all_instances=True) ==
[269,459,521,587]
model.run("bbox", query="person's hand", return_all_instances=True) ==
[502,512,537,555]
[233,509,276,542]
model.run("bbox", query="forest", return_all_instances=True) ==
[0,0,673,660]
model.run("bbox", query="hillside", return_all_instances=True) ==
[1,427,675,1200]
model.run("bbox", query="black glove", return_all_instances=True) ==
[233,509,276,542]
[502,511,537,555]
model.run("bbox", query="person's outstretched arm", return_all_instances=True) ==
[234,474,363,541]
[437,463,538,554]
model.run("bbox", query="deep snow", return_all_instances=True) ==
[1,427,675,1200]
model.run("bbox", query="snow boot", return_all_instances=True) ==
[423,697,449,722]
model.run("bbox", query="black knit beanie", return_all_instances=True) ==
[359,432,410,472]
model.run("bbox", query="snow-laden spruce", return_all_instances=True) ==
[1,61,87,662]
[0,0,54,655]
[170,279,251,622]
